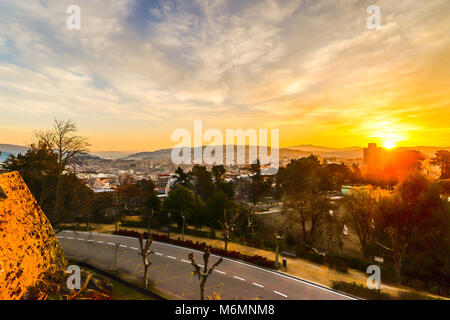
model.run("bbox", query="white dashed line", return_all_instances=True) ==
[87,239,94,242]
[120,245,127,248]
[155,252,163,256]
[252,282,264,288]
[96,241,104,244]
[107,242,115,246]
[233,276,245,281]
[167,256,177,260]
[77,238,83,241]
[57,236,64,239]
[215,270,226,275]
[181,259,190,263]
[274,291,288,298]
[67,237,74,240]
[59,230,356,300]
[130,247,138,250]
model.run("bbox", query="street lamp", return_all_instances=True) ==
[167,212,171,239]
[274,232,285,269]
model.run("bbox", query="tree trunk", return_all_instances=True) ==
[200,278,206,300]
[147,209,153,236]
[275,239,279,268]
[144,265,149,287]
[181,214,186,241]
[224,237,228,252]
[113,244,118,271]
[53,168,62,221]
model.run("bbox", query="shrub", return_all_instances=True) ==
[331,281,391,300]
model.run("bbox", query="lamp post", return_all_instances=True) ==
[275,233,284,269]
[167,212,171,239]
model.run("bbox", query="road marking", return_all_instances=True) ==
[60,231,356,300]
[233,276,245,281]
[96,241,104,244]
[67,237,74,240]
[120,245,127,248]
[107,242,115,246]
[167,255,177,260]
[252,282,264,288]
[155,252,163,256]
[130,247,138,250]
[57,236,64,239]
[87,239,94,242]
[181,259,190,263]
[77,238,83,241]
[274,290,288,298]
[215,270,226,275]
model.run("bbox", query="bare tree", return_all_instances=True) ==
[266,213,287,268]
[112,243,120,272]
[343,190,378,260]
[111,191,125,233]
[188,248,223,300]
[220,209,240,252]
[34,119,89,223]
[138,235,154,288]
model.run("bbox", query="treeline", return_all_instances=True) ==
[344,173,449,295]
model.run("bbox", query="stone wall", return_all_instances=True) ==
[0,171,67,300]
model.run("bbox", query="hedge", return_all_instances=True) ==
[114,229,276,269]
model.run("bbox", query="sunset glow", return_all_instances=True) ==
[382,141,397,149]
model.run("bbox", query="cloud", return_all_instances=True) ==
[0,0,448,149]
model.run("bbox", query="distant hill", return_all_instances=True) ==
[0,144,28,155]
[122,147,174,160]
[123,144,450,162]
[0,151,12,163]
[89,151,136,159]
[395,146,450,157]
[286,145,363,159]
[2,143,449,163]
[0,144,28,163]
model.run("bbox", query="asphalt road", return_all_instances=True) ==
[57,230,355,300]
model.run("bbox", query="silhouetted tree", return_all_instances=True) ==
[34,120,89,224]
[220,205,240,252]
[138,235,154,288]
[431,150,450,179]
[343,189,378,260]
[188,248,223,300]
[163,185,203,240]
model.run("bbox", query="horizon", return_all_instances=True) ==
[2,141,450,155]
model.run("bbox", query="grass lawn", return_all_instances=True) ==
[79,265,154,300]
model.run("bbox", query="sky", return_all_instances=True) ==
[0,0,449,151]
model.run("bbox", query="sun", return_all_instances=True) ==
[382,141,396,149]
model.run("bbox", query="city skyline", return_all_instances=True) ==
[1,0,449,151]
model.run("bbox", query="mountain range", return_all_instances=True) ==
[1,143,449,162]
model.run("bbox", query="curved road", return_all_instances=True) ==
[57,230,355,300]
